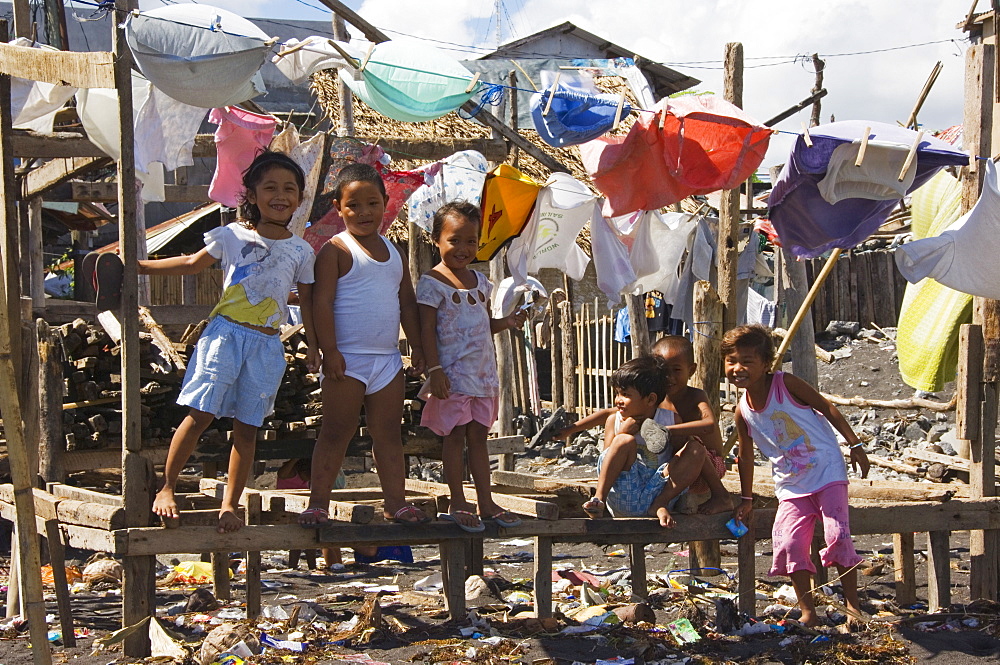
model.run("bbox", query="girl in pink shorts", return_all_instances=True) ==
[725,324,871,629]
[417,201,527,533]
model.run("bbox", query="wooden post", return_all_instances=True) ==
[809,54,825,128]
[212,553,232,602]
[550,294,564,408]
[892,532,917,606]
[21,306,40,483]
[27,198,44,312]
[737,511,756,616]
[181,274,197,305]
[777,248,818,386]
[770,249,842,373]
[717,42,743,332]
[0,18,52,665]
[12,0,30,38]
[5,532,18,617]
[628,543,648,600]
[926,531,951,610]
[114,1,154,655]
[38,320,64,483]
[331,16,355,135]
[439,540,467,620]
[560,300,577,413]
[245,491,262,620]
[491,251,515,435]
[963,41,1000,601]
[691,281,723,419]
[508,69,520,168]
[626,293,650,357]
[533,536,553,618]
[43,519,76,647]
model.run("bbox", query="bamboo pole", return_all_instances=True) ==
[770,248,842,373]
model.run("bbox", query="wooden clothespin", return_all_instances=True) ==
[327,39,361,69]
[612,91,627,130]
[276,40,311,59]
[898,130,924,181]
[659,108,667,131]
[968,150,978,174]
[543,72,562,116]
[359,43,375,72]
[264,37,280,47]
[801,121,813,148]
[854,126,872,167]
[464,72,481,94]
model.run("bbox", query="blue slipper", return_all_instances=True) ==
[438,510,485,533]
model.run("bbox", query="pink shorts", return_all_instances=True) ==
[420,392,499,436]
[689,447,726,493]
[770,482,863,577]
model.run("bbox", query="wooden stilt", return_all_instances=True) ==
[893,532,917,606]
[533,536,553,618]
[245,491,262,620]
[561,300,577,414]
[626,293,650,358]
[212,553,232,602]
[628,543,648,600]
[43,519,75,647]
[0,17,52,665]
[550,295,564,408]
[737,511,756,616]
[439,540,467,620]
[926,531,951,610]
[770,248,842,373]
[490,251,515,436]
[5,531,19,619]
[38,320,65,483]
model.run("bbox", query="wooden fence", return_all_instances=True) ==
[148,269,222,307]
[804,248,906,331]
[574,300,631,416]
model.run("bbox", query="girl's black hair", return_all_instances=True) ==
[431,200,482,242]
[721,324,776,366]
[610,355,670,404]
[237,150,306,227]
[331,163,387,201]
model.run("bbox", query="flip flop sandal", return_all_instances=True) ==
[640,418,671,455]
[298,507,330,528]
[94,252,124,311]
[484,510,522,528]
[391,505,431,526]
[582,497,605,517]
[438,510,486,533]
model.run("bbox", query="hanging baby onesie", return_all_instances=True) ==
[591,211,641,306]
[208,106,278,208]
[896,159,1000,298]
[896,169,971,392]
[580,95,771,217]
[477,164,541,261]
[407,151,488,232]
[267,126,327,239]
[507,172,594,285]
[530,85,631,148]
[134,87,207,173]
[768,121,968,258]
[125,5,270,108]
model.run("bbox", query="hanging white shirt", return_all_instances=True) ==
[507,172,593,285]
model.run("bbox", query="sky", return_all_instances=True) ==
[136,0,974,165]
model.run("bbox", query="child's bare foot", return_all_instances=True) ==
[799,609,820,627]
[697,493,734,515]
[153,488,180,523]
[217,508,244,533]
[582,496,605,517]
[656,506,675,528]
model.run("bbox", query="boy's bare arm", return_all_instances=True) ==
[138,247,215,276]
[557,407,616,440]
[600,413,617,451]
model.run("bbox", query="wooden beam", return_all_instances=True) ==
[43,300,214,325]
[462,103,571,174]
[0,43,114,89]
[61,447,168,473]
[198,478,375,523]
[404,478,560,520]
[71,182,210,203]
[23,157,112,199]
[312,0,390,44]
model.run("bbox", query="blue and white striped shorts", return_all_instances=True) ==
[599,447,670,517]
[177,316,286,427]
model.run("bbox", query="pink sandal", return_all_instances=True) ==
[391,505,431,526]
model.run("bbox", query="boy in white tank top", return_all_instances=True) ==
[301,164,430,529]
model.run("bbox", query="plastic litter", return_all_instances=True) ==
[414,572,443,592]
[260,633,306,652]
[666,618,700,644]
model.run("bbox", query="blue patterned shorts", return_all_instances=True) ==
[599,448,671,517]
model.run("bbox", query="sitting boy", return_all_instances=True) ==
[561,337,732,516]
[582,355,709,527]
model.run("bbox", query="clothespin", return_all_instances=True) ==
[612,91,627,130]
[276,40,311,59]
[327,39,361,69]
[968,150,978,174]
[359,43,375,72]
[464,72,481,94]
[854,126,872,167]
[264,37,279,47]
[659,109,667,132]
[543,72,562,116]
[801,121,813,148]
[898,130,924,181]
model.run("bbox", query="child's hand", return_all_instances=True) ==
[427,368,450,399]
[506,308,528,330]
[850,445,870,479]
[322,349,346,381]
[619,416,641,436]
[732,498,752,522]
[410,347,426,375]
[305,346,321,374]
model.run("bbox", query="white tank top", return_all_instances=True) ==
[332,232,402,354]
[738,372,847,499]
